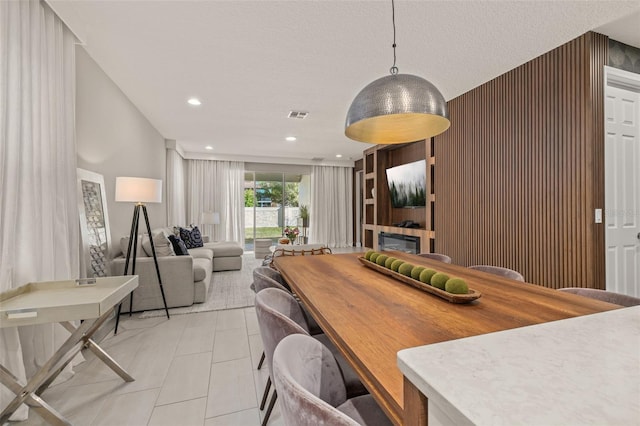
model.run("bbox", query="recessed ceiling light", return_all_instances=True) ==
[285,136,297,142]
[336,154,343,158]
[205,146,213,150]
[187,97,201,106]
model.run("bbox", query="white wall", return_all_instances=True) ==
[75,46,167,248]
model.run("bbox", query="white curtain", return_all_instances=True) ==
[310,166,354,248]
[186,160,245,244]
[0,0,79,420]
[166,148,186,226]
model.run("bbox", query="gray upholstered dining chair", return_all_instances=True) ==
[252,266,291,293]
[257,266,287,285]
[255,288,367,426]
[265,244,332,267]
[417,252,452,263]
[252,266,321,335]
[273,334,392,426]
[558,287,640,307]
[468,265,525,282]
[251,267,291,371]
[251,266,322,372]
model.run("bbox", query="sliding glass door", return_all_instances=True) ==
[244,171,310,250]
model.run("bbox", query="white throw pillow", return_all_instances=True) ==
[119,235,147,258]
[142,230,175,257]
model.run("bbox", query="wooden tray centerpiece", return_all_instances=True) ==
[358,256,481,304]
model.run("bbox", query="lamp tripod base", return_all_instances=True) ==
[114,204,170,334]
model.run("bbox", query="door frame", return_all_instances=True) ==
[605,66,640,94]
[603,65,640,293]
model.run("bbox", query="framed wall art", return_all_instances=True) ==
[77,168,112,278]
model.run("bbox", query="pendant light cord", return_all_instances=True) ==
[390,0,398,75]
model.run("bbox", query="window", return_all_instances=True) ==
[244,171,310,250]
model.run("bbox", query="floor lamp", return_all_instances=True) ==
[114,177,170,333]
[201,211,220,241]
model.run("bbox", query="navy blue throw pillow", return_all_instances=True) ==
[168,235,189,255]
[179,226,204,249]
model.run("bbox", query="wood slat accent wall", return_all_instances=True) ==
[434,32,608,289]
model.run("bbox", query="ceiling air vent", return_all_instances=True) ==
[288,111,308,119]
[311,157,324,162]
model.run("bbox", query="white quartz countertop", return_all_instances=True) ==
[398,306,640,426]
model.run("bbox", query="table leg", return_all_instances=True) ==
[58,320,134,382]
[403,376,428,426]
[0,366,70,426]
[34,312,118,395]
[0,308,134,425]
[0,320,94,422]
[84,339,134,382]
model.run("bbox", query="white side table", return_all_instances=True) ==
[0,276,138,425]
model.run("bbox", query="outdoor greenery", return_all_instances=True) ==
[299,204,309,220]
[244,189,255,207]
[245,226,283,239]
[245,182,299,207]
[245,176,303,248]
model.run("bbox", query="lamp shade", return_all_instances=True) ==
[345,73,450,144]
[115,177,162,203]
[201,211,220,225]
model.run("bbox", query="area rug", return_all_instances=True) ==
[138,252,264,318]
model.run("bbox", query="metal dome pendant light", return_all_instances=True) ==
[345,0,450,144]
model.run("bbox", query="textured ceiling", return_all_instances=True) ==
[49,0,640,165]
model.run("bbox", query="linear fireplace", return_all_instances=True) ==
[379,232,420,254]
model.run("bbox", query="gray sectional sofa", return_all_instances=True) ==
[111,227,243,312]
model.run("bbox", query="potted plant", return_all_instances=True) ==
[299,205,309,228]
[283,226,299,244]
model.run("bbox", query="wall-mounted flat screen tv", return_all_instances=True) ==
[385,159,427,208]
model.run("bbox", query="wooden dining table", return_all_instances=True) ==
[273,251,621,426]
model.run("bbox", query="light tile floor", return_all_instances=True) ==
[12,307,281,426]
[12,247,364,426]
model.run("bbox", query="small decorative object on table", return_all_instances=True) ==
[284,226,299,244]
[359,251,482,304]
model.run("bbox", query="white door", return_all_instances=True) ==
[605,68,640,297]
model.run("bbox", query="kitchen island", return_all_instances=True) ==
[398,306,640,425]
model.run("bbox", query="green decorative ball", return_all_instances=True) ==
[430,273,450,290]
[364,250,375,260]
[445,278,469,294]
[398,263,415,277]
[419,269,437,284]
[384,257,397,269]
[390,260,405,272]
[376,254,389,266]
[369,252,380,263]
[411,266,426,280]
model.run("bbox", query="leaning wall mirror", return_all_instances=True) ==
[77,168,112,278]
